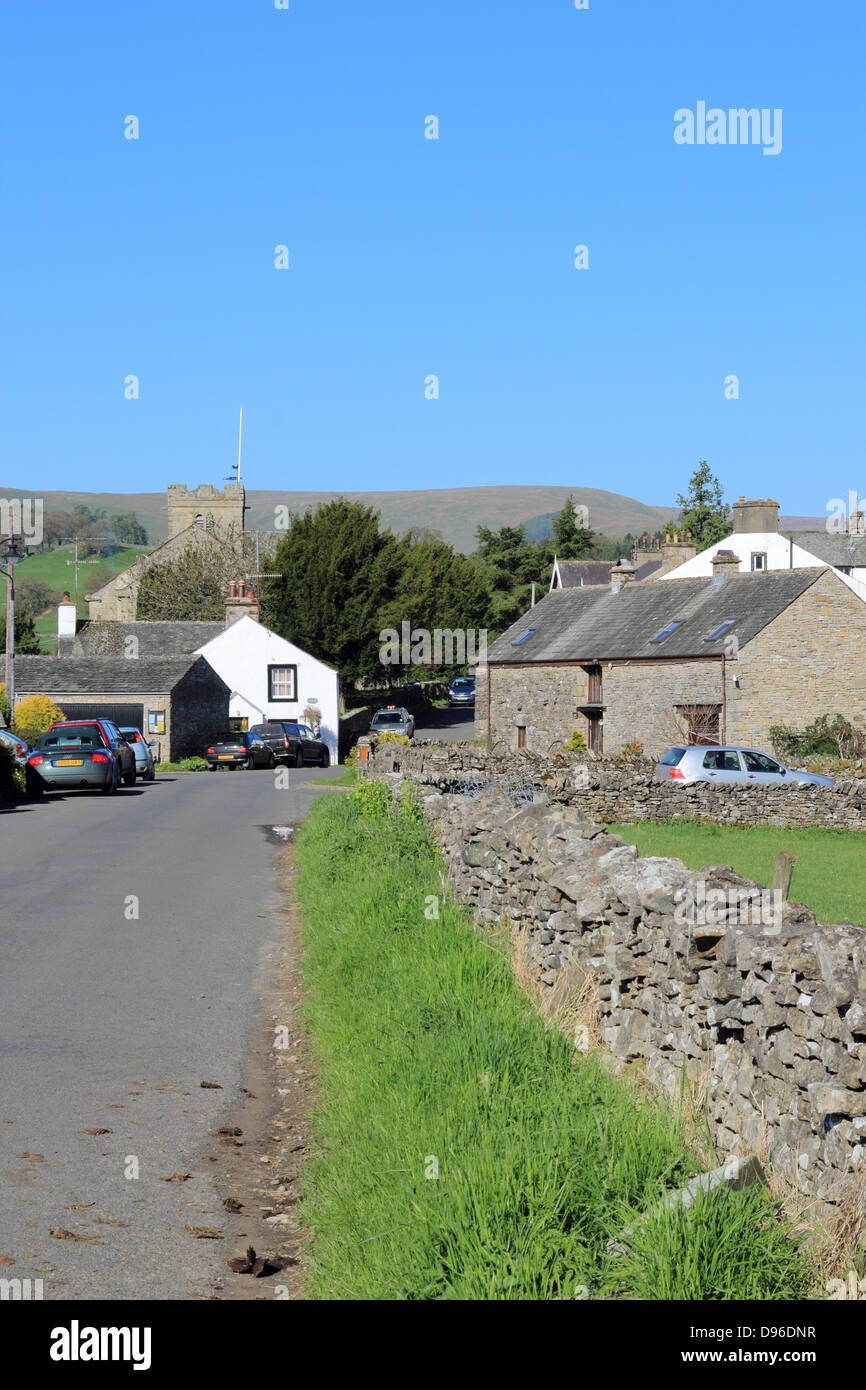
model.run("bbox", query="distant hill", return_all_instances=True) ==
[0,484,830,555]
[2,485,678,554]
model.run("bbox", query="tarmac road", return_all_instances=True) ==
[0,765,338,1301]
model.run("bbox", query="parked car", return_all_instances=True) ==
[119,726,156,781]
[205,730,274,770]
[26,719,135,796]
[0,729,31,768]
[369,707,415,739]
[249,721,331,767]
[447,676,476,707]
[49,718,135,785]
[653,745,835,788]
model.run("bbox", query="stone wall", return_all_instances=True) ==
[371,740,866,831]
[170,659,230,760]
[390,773,866,1220]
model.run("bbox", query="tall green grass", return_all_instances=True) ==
[294,792,812,1300]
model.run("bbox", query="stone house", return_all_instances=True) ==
[475,558,866,758]
[3,654,230,762]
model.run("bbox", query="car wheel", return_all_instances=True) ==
[319,746,330,767]
[26,774,44,799]
[123,766,136,786]
[267,751,276,769]
[245,755,254,770]
[295,748,304,767]
[102,769,117,795]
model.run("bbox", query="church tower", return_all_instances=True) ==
[166,482,245,539]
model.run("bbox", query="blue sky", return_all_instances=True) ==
[1,0,863,516]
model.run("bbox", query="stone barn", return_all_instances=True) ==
[475,560,866,759]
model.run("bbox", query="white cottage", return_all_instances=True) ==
[656,496,866,602]
[194,589,340,761]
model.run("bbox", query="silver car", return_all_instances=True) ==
[653,745,834,788]
[369,707,415,739]
[119,726,156,781]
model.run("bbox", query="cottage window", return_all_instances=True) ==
[675,703,720,746]
[268,665,297,702]
[516,725,526,749]
[750,552,767,571]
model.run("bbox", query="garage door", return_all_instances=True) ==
[57,703,146,730]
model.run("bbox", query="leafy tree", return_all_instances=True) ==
[267,500,407,686]
[42,512,75,549]
[378,540,491,677]
[0,613,42,653]
[473,523,552,631]
[0,684,11,727]
[15,579,60,620]
[12,693,65,745]
[551,496,595,559]
[110,512,148,545]
[136,527,274,622]
[667,461,729,549]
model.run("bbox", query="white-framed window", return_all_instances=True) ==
[268,664,297,702]
[750,552,767,571]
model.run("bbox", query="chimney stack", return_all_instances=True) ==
[224,580,261,626]
[731,497,779,534]
[609,559,635,594]
[660,531,698,569]
[711,549,741,584]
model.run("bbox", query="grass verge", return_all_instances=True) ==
[610,821,866,926]
[294,787,813,1300]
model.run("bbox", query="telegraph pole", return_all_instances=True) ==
[2,533,25,714]
[63,536,115,611]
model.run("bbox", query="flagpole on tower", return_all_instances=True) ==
[237,407,243,487]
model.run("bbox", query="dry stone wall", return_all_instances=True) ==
[371,741,866,831]
[368,748,866,1220]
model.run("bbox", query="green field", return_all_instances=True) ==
[2,543,150,649]
[610,821,866,926]
[293,785,812,1300]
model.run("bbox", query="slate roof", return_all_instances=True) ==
[780,531,866,567]
[2,655,215,694]
[632,559,664,582]
[63,620,225,657]
[486,568,824,663]
[554,561,616,588]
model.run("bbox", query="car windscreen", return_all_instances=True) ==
[38,730,104,750]
[659,747,686,766]
[372,713,403,725]
[213,733,244,743]
[452,678,474,687]
[119,729,142,742]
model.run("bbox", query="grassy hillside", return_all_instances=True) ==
[1,543,150,650]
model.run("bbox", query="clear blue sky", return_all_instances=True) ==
[1,0,863,515]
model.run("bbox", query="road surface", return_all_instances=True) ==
[0,766,337,1300]
[412,706,475,742]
